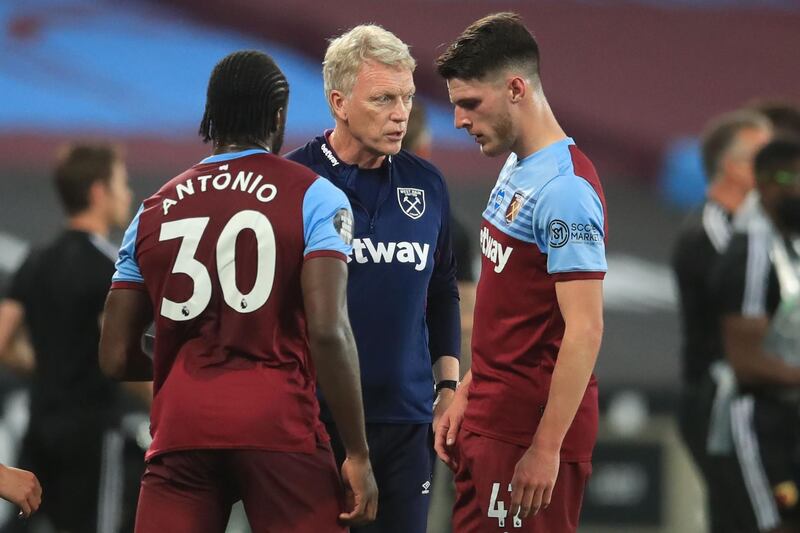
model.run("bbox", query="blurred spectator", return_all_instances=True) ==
[672,109,772,533]
[716,138,800,533]
[0,145,149,533]
[749,100,800,137]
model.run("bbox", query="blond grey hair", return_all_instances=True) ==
[323,25,416,114]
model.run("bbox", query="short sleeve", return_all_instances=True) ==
[302,178,353,261]
[111,204,145,288]
[6,253,36,304]
[532,174,607,280]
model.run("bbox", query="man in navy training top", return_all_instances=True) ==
[287,24,461,533]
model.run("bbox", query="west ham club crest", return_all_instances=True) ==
[505,191,526,224]
[397,188,426,220]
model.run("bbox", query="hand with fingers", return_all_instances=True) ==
[434,389,468,471]
[0,464,42,518]
[339,454,379,526]
[509,446,560,520]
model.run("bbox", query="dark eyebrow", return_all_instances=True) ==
[454,98,480,108]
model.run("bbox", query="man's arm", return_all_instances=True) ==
[0,463,41,518]
[0,300,23,355]
[434,369,472,470]
[0,300,34,373]
[510,279,603,518]
[99,289,154,381]
[301,256,377,525]
[722,315,800,386]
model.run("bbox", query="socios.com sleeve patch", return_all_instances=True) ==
[334,208,353,245]
[548,219,570,248]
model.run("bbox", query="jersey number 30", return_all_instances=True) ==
[159,210,276,321]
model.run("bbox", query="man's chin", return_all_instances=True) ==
[479,143,504,158]
[379,141,403,156]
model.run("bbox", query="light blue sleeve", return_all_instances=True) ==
[532,175,607,275]
[112,204,145,283]
[302,178,353,257]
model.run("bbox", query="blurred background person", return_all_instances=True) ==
[672,109,772,533]
[715,137,800,533]
[749,101,800,139]
[0,145,149,533]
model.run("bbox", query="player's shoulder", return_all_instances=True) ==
[284,139,317,166]
[393,150,447,191]
[284,135,328,169]
[535,170,599,207]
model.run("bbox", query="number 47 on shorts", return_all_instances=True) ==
[488,482,523,529]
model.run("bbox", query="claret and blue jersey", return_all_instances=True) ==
[110,148,354,459]
[466,137,608,462]
[287,133,461,424]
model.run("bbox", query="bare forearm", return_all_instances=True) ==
[311,325,369,457]
[730,351,800,387]
[100,340,153,381]
[723,315,800,387]
[0,300,24,358]
[533,326,600,452]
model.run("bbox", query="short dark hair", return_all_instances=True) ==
[749,100,800,138]
[435,12,540,82]
[402,100,428,153]
[199,50,289,147]
[755,137,800,184]
[700,109,771,180]
[54,144,120,216]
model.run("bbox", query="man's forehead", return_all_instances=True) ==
[356,61,414,90]
[447,78,489,97]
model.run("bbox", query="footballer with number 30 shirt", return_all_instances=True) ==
[98,51,378,533]
[435,13,607,533]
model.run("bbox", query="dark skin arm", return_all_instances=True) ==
[722,314,800,386]
[302,256,377,525]
[99,289,154,381]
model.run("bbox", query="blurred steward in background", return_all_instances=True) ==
[672,109,772,533]
[0,144,149,533]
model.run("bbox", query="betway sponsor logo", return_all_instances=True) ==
[480,227,513,273]
[320,144,339,167]
[352,238,430,272]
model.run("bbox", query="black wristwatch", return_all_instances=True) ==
[435,380,458,393]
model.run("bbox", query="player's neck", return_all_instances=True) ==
[212,141,270,155]
[511,96,566,160]
[329,127,385,169]
[707,179,750,214]
[68,211,110,238]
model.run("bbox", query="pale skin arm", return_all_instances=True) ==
[509,279,603,519]
[0,464,41,518]
[0,300,34,374]
[434,369,473,470]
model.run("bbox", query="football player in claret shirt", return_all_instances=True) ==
[99,50,377,533]
[435,13,607,533]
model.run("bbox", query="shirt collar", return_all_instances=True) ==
[200,148,270,164]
